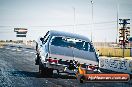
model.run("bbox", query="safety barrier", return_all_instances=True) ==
[99,57,132,74]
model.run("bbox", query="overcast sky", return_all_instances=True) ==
[0,0,132,42]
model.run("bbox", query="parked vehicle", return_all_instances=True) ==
[35,30,99,77]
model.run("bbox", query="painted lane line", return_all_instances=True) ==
[25,51,29,52]
[17,50,22,52]
[5,48,10,49]
[30,52,35,54]
[11,49,16,51]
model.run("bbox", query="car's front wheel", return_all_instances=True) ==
[35,53,40,65]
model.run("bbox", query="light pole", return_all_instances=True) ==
[91,0,94,42]
[73,7,76,33]
[116,0,119,43]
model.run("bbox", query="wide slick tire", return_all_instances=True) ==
[39,65,53,77]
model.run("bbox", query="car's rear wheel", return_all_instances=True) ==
[39,65,53,77]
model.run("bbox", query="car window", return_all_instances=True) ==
[89,43,95,52]
[51,36,95,52]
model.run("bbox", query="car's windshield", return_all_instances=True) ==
[51,36,94,52]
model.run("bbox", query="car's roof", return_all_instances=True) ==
[48,30,90,42]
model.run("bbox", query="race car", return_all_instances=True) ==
[35,30,99,77]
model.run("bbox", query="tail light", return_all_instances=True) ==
[52,58,58,63]
[47,57,52,62]
[87,64,96,71]
[47,57,58,63]
[46,57,79,69]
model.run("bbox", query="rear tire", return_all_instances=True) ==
[39,64,53,77]
[53,70,59,78]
